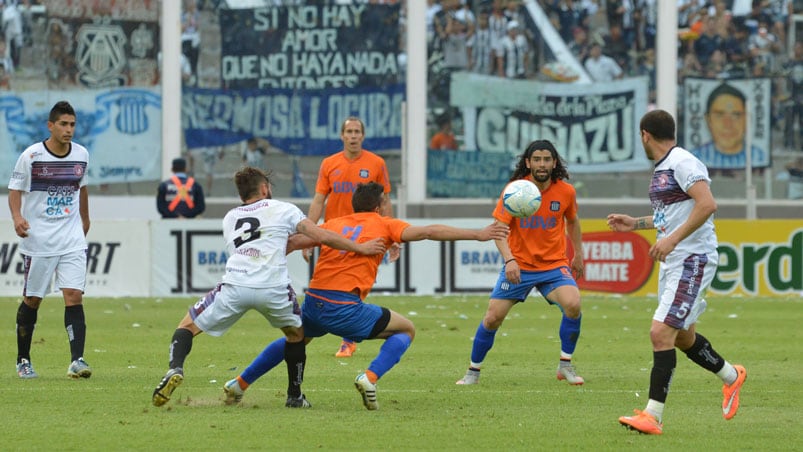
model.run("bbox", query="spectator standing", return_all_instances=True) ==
[694,16,723,68]
[2,0,23,69]
[568,26,590,63]
[584,42,623,81]
[498,20,529,79]
[181,0,201,83]
[242,137,269,170]
[156,157,206,219]
[468,9,495,75]
[430,114,459,150]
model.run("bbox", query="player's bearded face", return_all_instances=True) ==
[527,150,554,182]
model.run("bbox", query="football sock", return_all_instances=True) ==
[341,338,354,345]
[682,333,726,373]
[235,375,249,390]
[168,328,194,369]
[16,301,37,362]
[64,305,86,362]
[284,340,306,398]
[559,314,581,355]
[645,399,665,423]
[717,362,738,385]
[648,349,676,403]
[367,333,412,380]
[469,323,497,364]
[241,337,286,385]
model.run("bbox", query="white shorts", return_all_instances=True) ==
[190,283,302,337]
[653,251,717,330]
[22,250,87,298]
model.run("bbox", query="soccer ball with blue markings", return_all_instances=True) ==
[502,179,542,218]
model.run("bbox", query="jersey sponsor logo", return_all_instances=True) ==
[567,231,654,293]
[333,181,358,193]
[518,215,556,230]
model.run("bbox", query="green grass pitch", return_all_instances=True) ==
[1,294,800,450]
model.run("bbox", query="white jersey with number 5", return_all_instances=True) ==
[649,146,718,255]
[221,198,306,289]
[7,141,89,257]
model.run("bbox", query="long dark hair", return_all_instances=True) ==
[508,140,569,182]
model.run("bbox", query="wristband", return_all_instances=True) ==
[504,259,516,265]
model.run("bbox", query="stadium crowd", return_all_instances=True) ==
[426,0,802,156]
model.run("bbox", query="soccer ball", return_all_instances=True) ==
[502,179,542,217]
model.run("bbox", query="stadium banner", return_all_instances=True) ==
[2,219,798,298]
[0,89,163,185]
[576,219,802,298]
[182,3,404,153]
[682,78,772,169]
[0,220,150,297]
[182,85,404,153]
[449,73,651,174]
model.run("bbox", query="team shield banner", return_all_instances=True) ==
[0,89,162,185]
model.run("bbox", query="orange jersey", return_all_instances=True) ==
[429,132,458,150]
[309,212,409,299]
[493,177,578,271]
[315,150,391,221]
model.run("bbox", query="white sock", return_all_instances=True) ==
[717,362,738,385]
[469,361,482,370]
[560,351,572,361]
[645,400,665,423]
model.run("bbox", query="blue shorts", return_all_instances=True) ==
[490,266,577,303]
[301,289,385,342]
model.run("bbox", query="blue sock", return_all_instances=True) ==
[367,333,412,380]
[559,315,582,355]
[240,337,286,385]
[470,323,497,364]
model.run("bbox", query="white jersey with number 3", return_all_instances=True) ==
[7,141,89,257]
[649,146,718,255]
[221,198,306,288]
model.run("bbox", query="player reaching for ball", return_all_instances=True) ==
[456,139,586,386]
[151,167,386,409]
[223,182,509,410]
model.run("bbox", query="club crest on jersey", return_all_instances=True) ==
[359,169,370,178]
[550,201,561,211]
[74,164,84,177]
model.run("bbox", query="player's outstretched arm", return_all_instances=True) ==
[607,214,653,232]
[400,222,509,242]
[296,218,385,256]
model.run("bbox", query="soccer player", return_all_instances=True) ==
[608,109,747,435]
[222,182,509,410]
[8,101,92,379]
[151,167,386,408]
[303,116,397,359]
[456,139,586,386]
